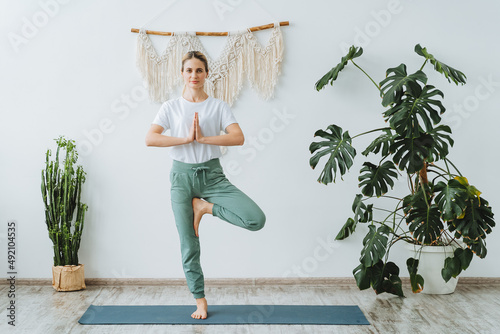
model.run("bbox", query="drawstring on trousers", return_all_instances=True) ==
[191,166,210,187]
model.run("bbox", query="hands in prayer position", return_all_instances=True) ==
[187,112,204,144]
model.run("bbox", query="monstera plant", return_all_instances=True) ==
[310,44,495,297]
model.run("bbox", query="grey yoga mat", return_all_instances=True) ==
[78,304,370,325]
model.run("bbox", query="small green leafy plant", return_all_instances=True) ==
[310,44,495,296]
[41,136,88,266]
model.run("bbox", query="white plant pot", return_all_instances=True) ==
[405,243,459,294]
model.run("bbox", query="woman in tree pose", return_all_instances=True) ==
[145,51,266,320]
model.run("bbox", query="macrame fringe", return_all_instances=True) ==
[136,30,186,102]
[205,36,246,106]
[244,25,284,100]
[135,26,284,106]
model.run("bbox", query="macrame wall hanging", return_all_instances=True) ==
[131,21,288,106]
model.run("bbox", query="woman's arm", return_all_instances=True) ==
[195,113,244,146]
[145,120,195,147]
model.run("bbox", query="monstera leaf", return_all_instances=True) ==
[379,64,428,107]
[309,124,357,184]
[427,125,454,161]
[352,194,373,223]
[390,134,434,173]
[353,262,372,290]
[441,248,474,282]
[383,85,445,138]
[404,188,444,244]
[415,44,467,85]
[455,176,482,203]
[455,247,474,271]
[336,194,373,240]
[449,196,495,258]
[434,179,468,221]
[362,129,397,157]
[354,260,404,297]
[336,218,356,241]
[407,257,424,293]
[315,46,363,91]
[358,161,398,197]
[371,261,404,296]
[359,225,390,267]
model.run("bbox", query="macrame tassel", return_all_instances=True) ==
[206,33,246,106]
[244,25,284,100]
[136,30,167,102]
[136,30,189,102]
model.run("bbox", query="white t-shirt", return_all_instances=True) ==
[152,96,238,163]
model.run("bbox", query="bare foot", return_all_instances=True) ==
[191,297,208,319]
[192,198,213,237]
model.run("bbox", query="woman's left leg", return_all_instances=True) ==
[201,169,266,232]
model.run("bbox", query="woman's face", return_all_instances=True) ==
[182,58,208,90]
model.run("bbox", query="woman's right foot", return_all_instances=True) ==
[191,297,208,319]
[192,198,213,237]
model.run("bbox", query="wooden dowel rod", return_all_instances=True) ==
[130,21,289,36]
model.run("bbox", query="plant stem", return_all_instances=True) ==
[419,163,429,186]
[408,172,415,194]
[427,163,452,176]
[373,207,405,218]
[352,127,391,139]
[445,158,463,177]
[431,173,451,184]
[389,234,415,247]
[350,59,382,93]
[419,58,429,71]
[420,181,430,208]
[394,217,409,236]
[380,195,404,201]
[443,158,452,175]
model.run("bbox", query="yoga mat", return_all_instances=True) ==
[78,304,370,325]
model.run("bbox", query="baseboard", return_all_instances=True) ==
[2,277,500,286]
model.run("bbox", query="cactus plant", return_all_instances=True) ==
[41,136,88,266]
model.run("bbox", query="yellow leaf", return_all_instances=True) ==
[454,176,469,186]
[454,176,481,205]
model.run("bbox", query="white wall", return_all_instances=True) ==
[1,0,499,281]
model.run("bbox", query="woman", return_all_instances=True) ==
[145,51,266,320]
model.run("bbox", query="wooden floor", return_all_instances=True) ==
[1,279,499,334]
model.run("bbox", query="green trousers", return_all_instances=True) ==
[170,158,266,299]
